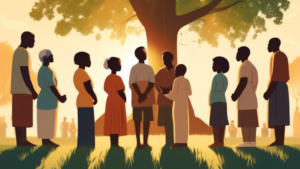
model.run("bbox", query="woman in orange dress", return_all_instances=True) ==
[103,57,127,148]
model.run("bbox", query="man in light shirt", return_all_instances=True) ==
[129,46,155,149]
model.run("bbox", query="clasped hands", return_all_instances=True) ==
[138,93,147,103]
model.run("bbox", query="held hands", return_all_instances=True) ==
[231,93,238,102]
[59,95,67,103]
[162,87,170,94]
[138,93,147,103]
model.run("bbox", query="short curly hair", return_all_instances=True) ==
[74,52,89,65]
[213,56,230,73]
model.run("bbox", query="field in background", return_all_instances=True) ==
[0,136,300,169]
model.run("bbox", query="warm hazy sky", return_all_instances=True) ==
[0,0,300,137]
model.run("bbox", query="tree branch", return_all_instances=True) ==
[208,0,244,14]
[176,0,222,27]
[129,0,151,27]
[121,15,137,24]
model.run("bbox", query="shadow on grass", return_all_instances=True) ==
[0,146,55,168]
[131,148,157,169]
[62,147,94,169]
[98,147,128,169]
[160,147,208,169]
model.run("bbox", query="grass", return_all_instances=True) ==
[0,136,300,169]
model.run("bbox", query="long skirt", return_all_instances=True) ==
[78,108,95,147]
[269,82,290,126]
[238,110,259,127]
[12,94,33,127]
[210,102,229,126]
[37,109,57,139]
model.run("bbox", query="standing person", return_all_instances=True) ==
[60,117,69,138]
[103,57,127,148]
[69,118,77,138]
[155,51,176,147]
[0,117,4,137]
[232,46,259,147]
[261,123,269,137]
[129,47,155,149]
[37,49,67,146]
[11,32,38,146]
[228,120,238,138]
[73,52,97,147]
[209,57,229,147]
[165,64,192,149]
[263,38,290,146]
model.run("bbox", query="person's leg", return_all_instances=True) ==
[143,121,150,146]
[249,127,256,146]
[242,127,250,142]
[165,107,174,146]
[275,125,285,145]
[143,107,153,148]
[212,126,219,144]
[219,126,225,144]
[133,108,143,148]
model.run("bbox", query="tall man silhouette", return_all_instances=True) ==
[129,47,155,149]
[11,32,38,146]
[61,117,69,138]
[264,38,290,146]
[155,51,176,147]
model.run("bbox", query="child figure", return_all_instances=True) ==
[165,64,192,149]
[103,57,127,148]
[209,57,229,147]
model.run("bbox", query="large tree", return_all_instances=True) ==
[30,0,290,71]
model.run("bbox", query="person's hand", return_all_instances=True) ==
[93,98,98,105]
[59,95,67,103]
[162,88,170,94]
[32,91,38,100]
[263,91,270,100]
[231,93,238,102]
[138,94,147,103]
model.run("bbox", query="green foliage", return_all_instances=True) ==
[29,0,290,47]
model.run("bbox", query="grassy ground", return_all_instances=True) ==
[0,136,300,169]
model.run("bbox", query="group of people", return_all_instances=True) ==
[10,31,290,149]
[60,117,77,138]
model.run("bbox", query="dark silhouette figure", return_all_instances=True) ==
[261,123,269,137]
[37,49,67,147]
[232,46,259,147]
[0,116,7,138]
[264,38,290,146]
[61,117,69,138]
[228,120,237,138]
[73,52,97,147]
[155,51,176,147]
[69,118,77,138]
[165,64,192,149]
[11,31,38,146]
[103,57,127,149]
[129,47,155,149]
[209,56,229,147]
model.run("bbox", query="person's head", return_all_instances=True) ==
[39,49,53,64]
[236,46,250,62]
[21,31,35,48]
[212,56,229,73]
[74,52,91,67]
[162,51,173,67]
[231,120,234,124]
[175,64,187,77]
[263,123,266,127]
[135,46,147,61]
[72,118,74,123]
[268,38,281,53]
[104,57,121,72]
[63,117,66,121]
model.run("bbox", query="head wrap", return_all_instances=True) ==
[103,58,110,70]
[39,49,52,62]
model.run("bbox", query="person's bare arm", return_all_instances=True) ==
[143,82,155,96]
[50,86,66,103]
[231,77,248,101]
[20,66,38,99]
[264,81,279,100]
[84,80,97,105]
[118,89,126,102]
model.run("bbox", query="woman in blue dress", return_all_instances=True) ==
[37,49,67,146]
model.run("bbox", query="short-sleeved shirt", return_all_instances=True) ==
[74,68,94,108]
[37,66,58,110]
[210,73,228,104]
[11,47,32,95]
[270,51,289,83]
[238,60,258,110]
[155,67,176,106]
[129,63,155,84]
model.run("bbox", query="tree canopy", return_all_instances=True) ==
[30,0,290,47]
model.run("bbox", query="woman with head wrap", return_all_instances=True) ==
[37,49,67,146]
[103,57,127,148]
